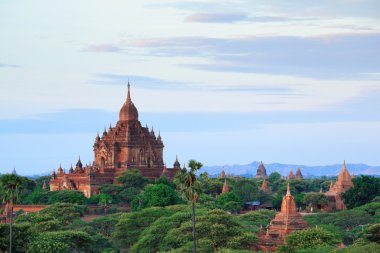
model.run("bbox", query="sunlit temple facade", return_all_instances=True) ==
[50,83,180,197]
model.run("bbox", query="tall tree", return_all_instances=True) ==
[175,160,203,253]
[0,174,25,253]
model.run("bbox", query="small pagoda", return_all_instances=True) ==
[256,161,267,178]
[287,170,295,180]
[218,170,226,179]
[258,183,308,251]
[295,167,303,180]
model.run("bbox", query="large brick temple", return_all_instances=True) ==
[50,83,180,197]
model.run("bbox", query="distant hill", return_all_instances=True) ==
[200,161,380,178]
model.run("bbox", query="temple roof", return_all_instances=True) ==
[335,160,353,192]
[173,155,181,168]
[119,82,138,121]
[76,156,83,168]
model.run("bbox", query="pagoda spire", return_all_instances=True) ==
[286,182,291,196]
[127,81,131,102]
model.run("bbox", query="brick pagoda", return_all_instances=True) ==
[256,161,267,178]
[324,161,353,210]
[258,183,308,251]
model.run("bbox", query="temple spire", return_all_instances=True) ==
[127,81,131,102]
[286,183,291,196]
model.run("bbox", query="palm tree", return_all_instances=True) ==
[175,160,203,253]
[0,174,25,253]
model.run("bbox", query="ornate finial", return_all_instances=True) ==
[127,81,131,102]
[266,228,270,236]
[286,183,291,196]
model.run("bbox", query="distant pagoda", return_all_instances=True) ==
[295,167,303,180]
[287,170,295,180]
[219,170,226,179]
[256,161,267,178]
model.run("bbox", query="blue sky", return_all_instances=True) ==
[1,0,380,175]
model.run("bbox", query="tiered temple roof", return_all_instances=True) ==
[258,183,308,251]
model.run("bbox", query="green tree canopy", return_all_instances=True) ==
[303,192,328,208]
[117,169,149,189]
[39,203,86,225]
[216,192,242,213]
[341,175,380,209]
[47,190,86,204]
[113,206,183,249]
[278,227,340,253]
[0,174,26,205]
[232,179,258,202]
[27,230,94,253]
[131,183,181,210]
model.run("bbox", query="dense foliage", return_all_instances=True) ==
[1,170,379,253]
[341,175,380,208]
